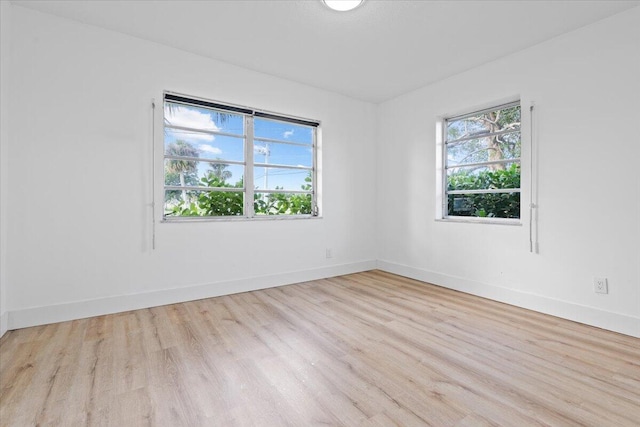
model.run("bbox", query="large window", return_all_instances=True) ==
[443,101,521,220]
[163,93,318,219]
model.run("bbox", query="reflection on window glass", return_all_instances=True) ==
[447,192,520,219]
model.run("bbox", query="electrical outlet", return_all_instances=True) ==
[326,248,333,259]
[594,277,608,294]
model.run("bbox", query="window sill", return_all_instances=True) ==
[435,217,522,226]
[161,215,322,223]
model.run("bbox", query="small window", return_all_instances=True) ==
[443,102,521,220]
[162,93,318,220]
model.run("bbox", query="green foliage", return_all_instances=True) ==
[165,170,199,187]
[167,201,201,217]
[253,192,312,215]
[208,163,232,181]
[165,140,199,175]
[165,170,199,204]
[253,174,312,215]
[288,193,313,215]
[164,165,313,217]
[197,174,244,216]
[198,191,244,216]
[164,140,200,205]
[166,171,244,217]
[447,164,520,218]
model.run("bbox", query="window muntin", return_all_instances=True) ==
[444,102,521,219]
[164,160,245,188]
[162,94,318,219]
[251,117,314,215]
[253,167,311,192]
[164,130,245,163]
[254,142,313,168]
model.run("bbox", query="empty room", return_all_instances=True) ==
[0,0,639,425]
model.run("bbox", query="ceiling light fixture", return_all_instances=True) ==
[323,0,364,12]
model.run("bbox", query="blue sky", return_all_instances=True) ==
[164,103,313,191]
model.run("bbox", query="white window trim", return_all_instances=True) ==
[160,91,320,222]
[436,99,523,225]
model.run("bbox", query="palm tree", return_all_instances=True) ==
[165,140,199,203]
[208,162,232,182]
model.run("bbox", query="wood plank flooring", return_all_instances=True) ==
[1,270,639,426]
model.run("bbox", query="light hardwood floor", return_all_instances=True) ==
[1,270,639,426]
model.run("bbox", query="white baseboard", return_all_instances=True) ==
[7,260,377,331]
[6,259,639,339]
[0,311,8,338]
[377,260,640,338]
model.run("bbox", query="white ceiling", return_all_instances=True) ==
[12,0,640,103]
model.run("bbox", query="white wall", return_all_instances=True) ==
[5,6,377,330]
[0,1,11,336]
[4,5,639,339]
[377,7,640,337]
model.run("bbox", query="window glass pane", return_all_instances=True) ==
[447,193,520,219]
[164,102,244,135]
[253,167,312,192]
[164,131,244,162]
[254,118,313,144]
[253,142,312,167]
[447,163,520,191]
[254,193,312,215]
[444,102,521,220]
[447,132,520,166]
[447,105,520,142]
[164,190,244,217]
[163,95,318,219]
[164,160,244,189]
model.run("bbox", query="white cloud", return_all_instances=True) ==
[165,105,220,142]
[283,130,294,139]
[198,144,222,155]
[254,145,269,155]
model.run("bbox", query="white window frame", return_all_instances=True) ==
[162,92,319,221]
[440,100,522,224]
